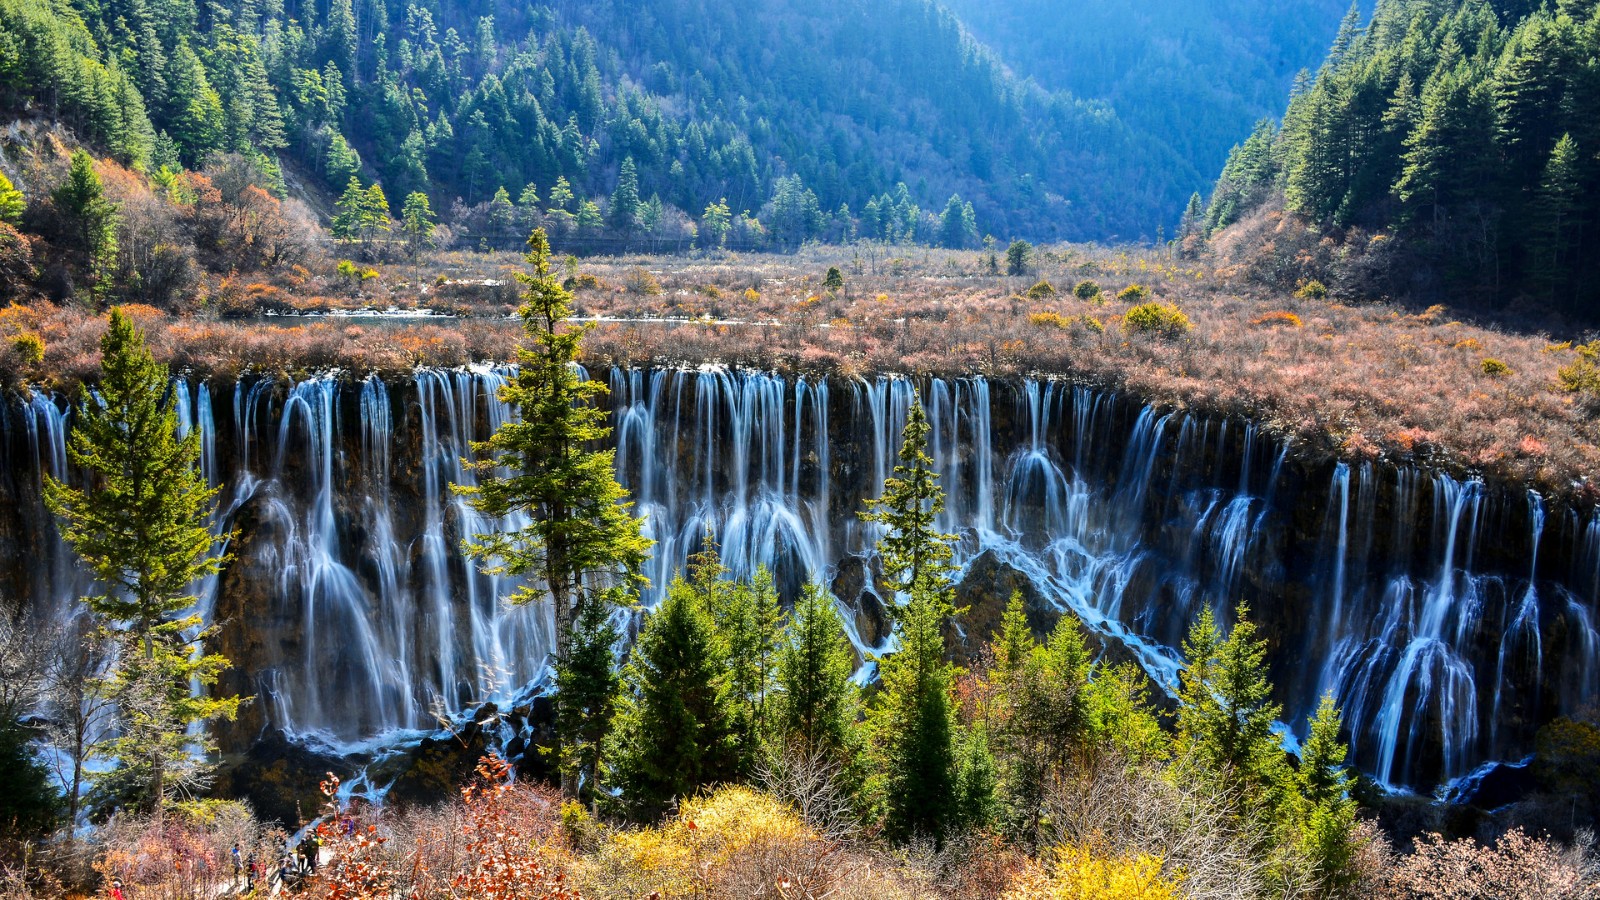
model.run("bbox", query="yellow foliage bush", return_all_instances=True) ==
[1027,280,1057,299]
[11,331,44,365]
[1030,310,1071,329]
[1295,279,1329,300]
[578,785,825,900]
[1002,846,1182,900]
[1122,301,1191,337]
[1480,358,1512,377]
[1557,340,1600,398]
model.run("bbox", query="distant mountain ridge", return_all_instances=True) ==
[1,0,1348,243]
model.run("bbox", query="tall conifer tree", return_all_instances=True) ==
[459,228,651,798]
[44,309,237,813]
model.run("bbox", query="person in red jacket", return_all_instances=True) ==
[107,879,126,900]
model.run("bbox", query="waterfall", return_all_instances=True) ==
[3,368,1596,791]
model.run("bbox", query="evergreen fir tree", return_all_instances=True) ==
[331,176,365,243]
[716,565,784,772]
[1297,692,1357,893]
[952,722,999,832]
[991,591,1033,677]
[360,181,392,247]
[400,191,437,259]
[1175,604,1286,814]
[1528,133,1580,304]
[859,397,955,597]
[557,588,622,803]
[459,228,652,799]
[603,575,737,821]
[701,198,732,249]
[862,396,962,843]
[52,150,119,303]
[43,309,238,812]
[775,582,857,760]
[608,156,641,235]
[487,185,516,246]
[325,133,363,189]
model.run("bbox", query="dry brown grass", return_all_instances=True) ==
[2,241,1595,505]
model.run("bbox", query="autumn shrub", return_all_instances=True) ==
[1026,280,1056,299]
[1073,279,1102,300]
[96,800,282,900]
[1117,283,1151,303]
[1558,341,1600,399]
[11,331,44,366]
[1002,845,1182,900]
[624,267,663,295]
[1370,829,1600,899]
[1250,310,1302,328]
[1296,279,1329,300]
[577,785,833,900]
[301,774,395,900]
[1029,311,1070,329]
[435,756,576,900]
[1122,301,1191,337]
[1481,358,1512,377]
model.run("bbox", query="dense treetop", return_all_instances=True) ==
[1203,0,1600,321]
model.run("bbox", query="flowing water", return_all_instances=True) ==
[1,367,1595,793]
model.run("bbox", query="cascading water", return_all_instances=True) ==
[1,367,1595,793]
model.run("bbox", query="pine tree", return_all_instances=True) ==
[991,591,1033,677]
[325,133,363,188]
[1005,239,1032,276]
[939,193,976,248]
[0,171,24,225]
[1179,191,1205,237]
[1528,133,1580,304]
[162,40,224,163]
[52,151,119,303]
[557,588,622,802]
[360,182,392,247]
[331,177,365,243]
[952,723,999,832]
[715,565,784,772]
[576,199,603,231]
[775,582,857,760]
[1298,693,1357,893]
[859,397,955,597]
[871,575,958,843]
[603,575,737,821]
[701,198,732,249]
[548,176,574,210]
[608,156,641,235]
[1176,604,1285,814]
[43,310,237,812]
[459,228,652,799]
[992,611,1093,845]
[487,186,516,247]
[862,397,962,843]
[400,191,437,259]
[1084,662,1167,763]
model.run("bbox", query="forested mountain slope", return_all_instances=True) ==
[945,0,1352,191]
[1200,0,1600,324]
[0,0,1350,245]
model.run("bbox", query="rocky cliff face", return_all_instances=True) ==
[3,368,1596,797]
